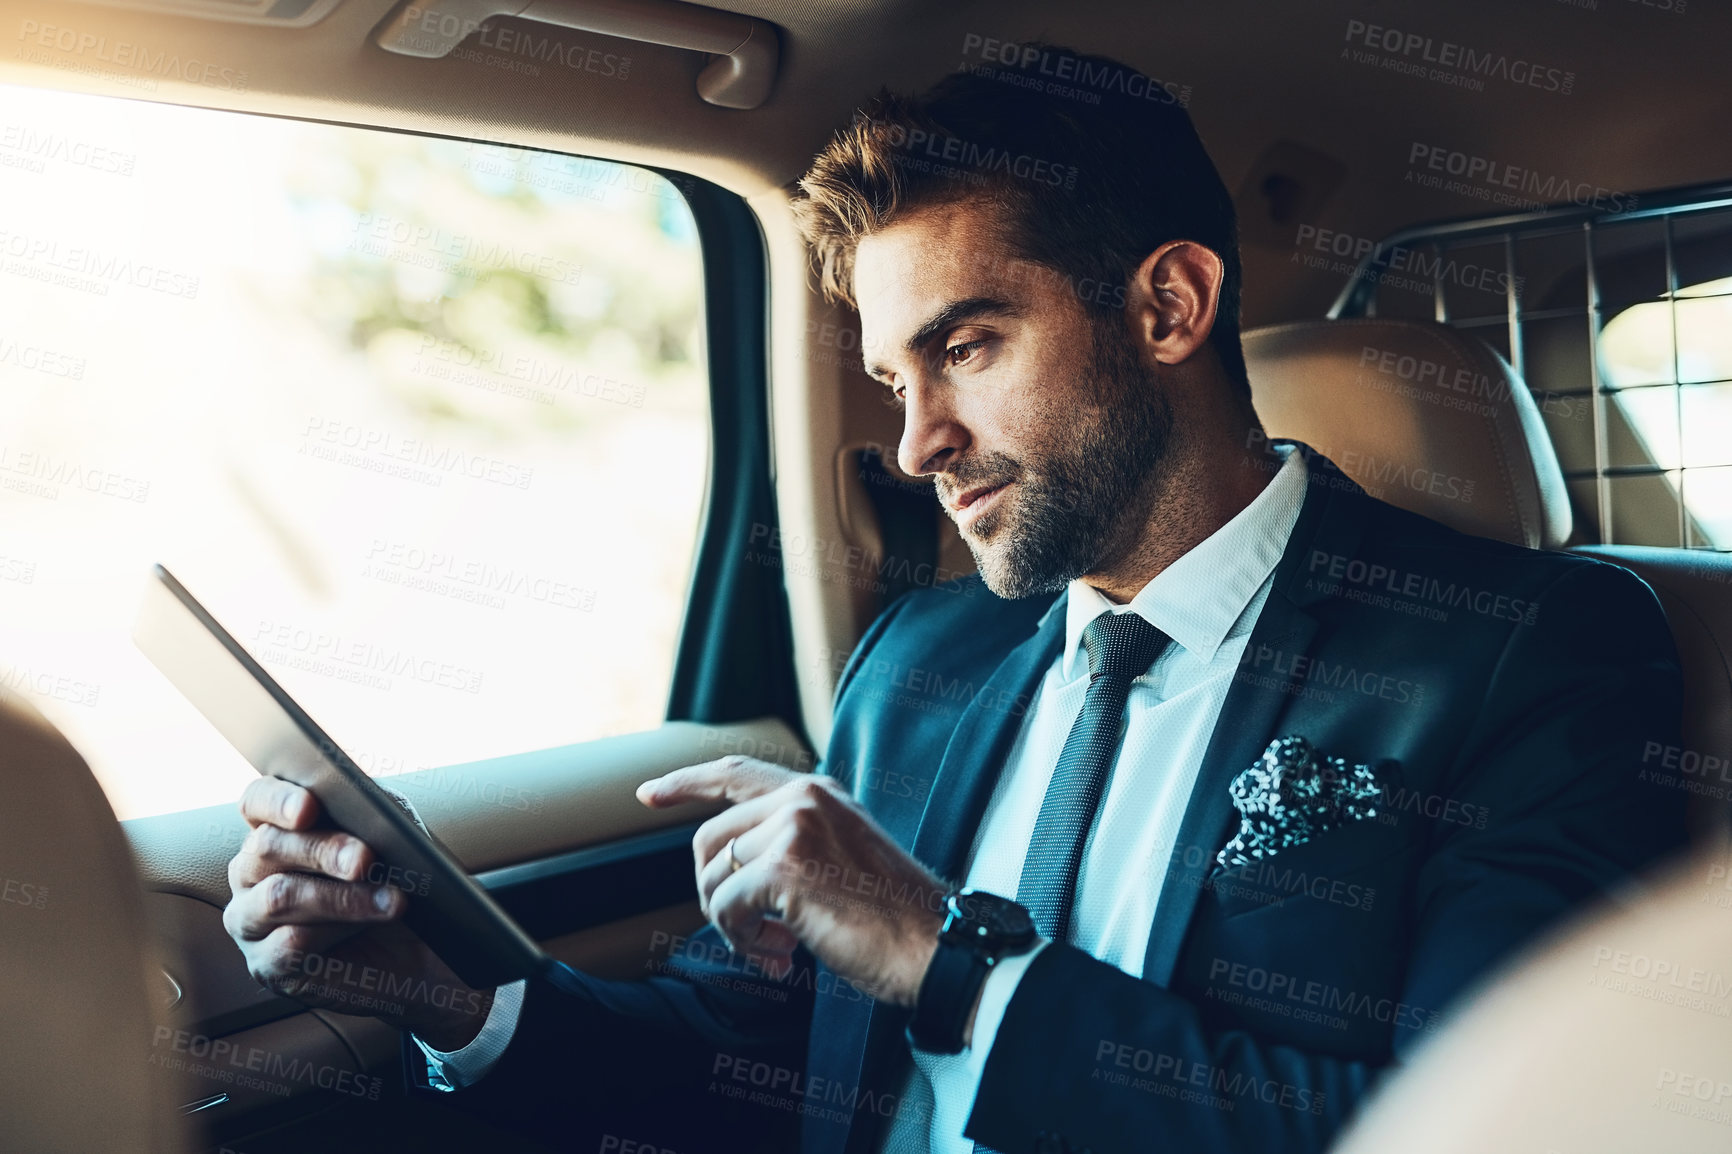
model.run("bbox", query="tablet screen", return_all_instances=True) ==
[134,564,546,989]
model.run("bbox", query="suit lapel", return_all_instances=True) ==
[910,600,1067,880]
[827,595,1064,1154]
[1138,590,1319,986]
[1139,449,1368,986]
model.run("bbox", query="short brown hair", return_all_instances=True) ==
[791,43,1249,396]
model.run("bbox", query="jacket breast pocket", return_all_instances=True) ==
[1182,818,1424,1058]
[1204,813,1416,920]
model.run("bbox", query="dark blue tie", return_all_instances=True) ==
[970,613,1170,1154]
[1013,610,1172,944]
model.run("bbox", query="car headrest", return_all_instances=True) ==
[0,690,184,1152]
[1244,319,1573,550]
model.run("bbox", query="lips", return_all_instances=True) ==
[950,481,1009,515]
[948,480,1012,532]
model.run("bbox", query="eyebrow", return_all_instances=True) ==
[864,296,1021,380]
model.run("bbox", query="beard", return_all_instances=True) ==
[942,317,1173,599]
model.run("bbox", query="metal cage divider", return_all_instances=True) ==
[1329,180,1732,550]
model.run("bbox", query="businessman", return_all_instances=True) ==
[221,45,1689,1154]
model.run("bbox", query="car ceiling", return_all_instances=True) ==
[3,0,1729,326]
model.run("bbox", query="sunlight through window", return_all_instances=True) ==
[0,85,710,818]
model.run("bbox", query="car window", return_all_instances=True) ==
[0,85,709,819]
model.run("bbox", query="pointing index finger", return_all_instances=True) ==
[637,757,798,809]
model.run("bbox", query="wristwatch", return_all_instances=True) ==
[906,889,1038,1055]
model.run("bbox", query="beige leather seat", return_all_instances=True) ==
[1245,317,1732,838]
[0,689,185,1152]
[1574,544,1732,840]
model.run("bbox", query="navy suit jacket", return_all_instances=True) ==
[420,449,1688,1154]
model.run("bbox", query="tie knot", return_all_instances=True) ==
[1081,611,1171,683]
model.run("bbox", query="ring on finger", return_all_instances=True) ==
[726,836,743,874]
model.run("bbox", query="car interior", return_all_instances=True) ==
[1,0,1730,1150]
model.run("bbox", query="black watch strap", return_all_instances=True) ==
[906,937,990,1055]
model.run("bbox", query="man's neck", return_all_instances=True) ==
[1080,426,1277,605]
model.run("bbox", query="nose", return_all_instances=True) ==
[896,380,968,478]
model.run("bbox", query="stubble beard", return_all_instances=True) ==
[952,319,1173,599]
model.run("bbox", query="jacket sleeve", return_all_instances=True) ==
[404,929,816,1150]
[966,559,1689,1154]
[403,594,929,1145]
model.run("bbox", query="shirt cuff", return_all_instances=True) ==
[966,938,1049,1058]
[411,979,527,1092]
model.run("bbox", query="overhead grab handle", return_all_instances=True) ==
[373,0,779,109]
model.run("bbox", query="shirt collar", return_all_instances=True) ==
[1042,443,1308,679]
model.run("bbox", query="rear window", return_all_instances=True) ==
[0,86,710,819]
[1598,273,1732,547]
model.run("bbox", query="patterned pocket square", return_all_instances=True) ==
[1214,736,1387,872]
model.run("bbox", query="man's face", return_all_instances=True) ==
[853,198,1172,598]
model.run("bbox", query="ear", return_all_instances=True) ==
[1125,240,1224,366]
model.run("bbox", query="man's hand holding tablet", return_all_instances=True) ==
[224,776,498,1051]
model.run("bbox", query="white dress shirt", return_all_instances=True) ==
[419,444,1308,1154]
[414,977,526,1090]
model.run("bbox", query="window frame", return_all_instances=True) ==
[658,170,804,739]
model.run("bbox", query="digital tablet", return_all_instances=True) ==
[133,564,551,990]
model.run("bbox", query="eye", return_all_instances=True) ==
[945,340,986,368]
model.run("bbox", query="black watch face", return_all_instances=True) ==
[987,900,1034,940]
[945,890,1035,952]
